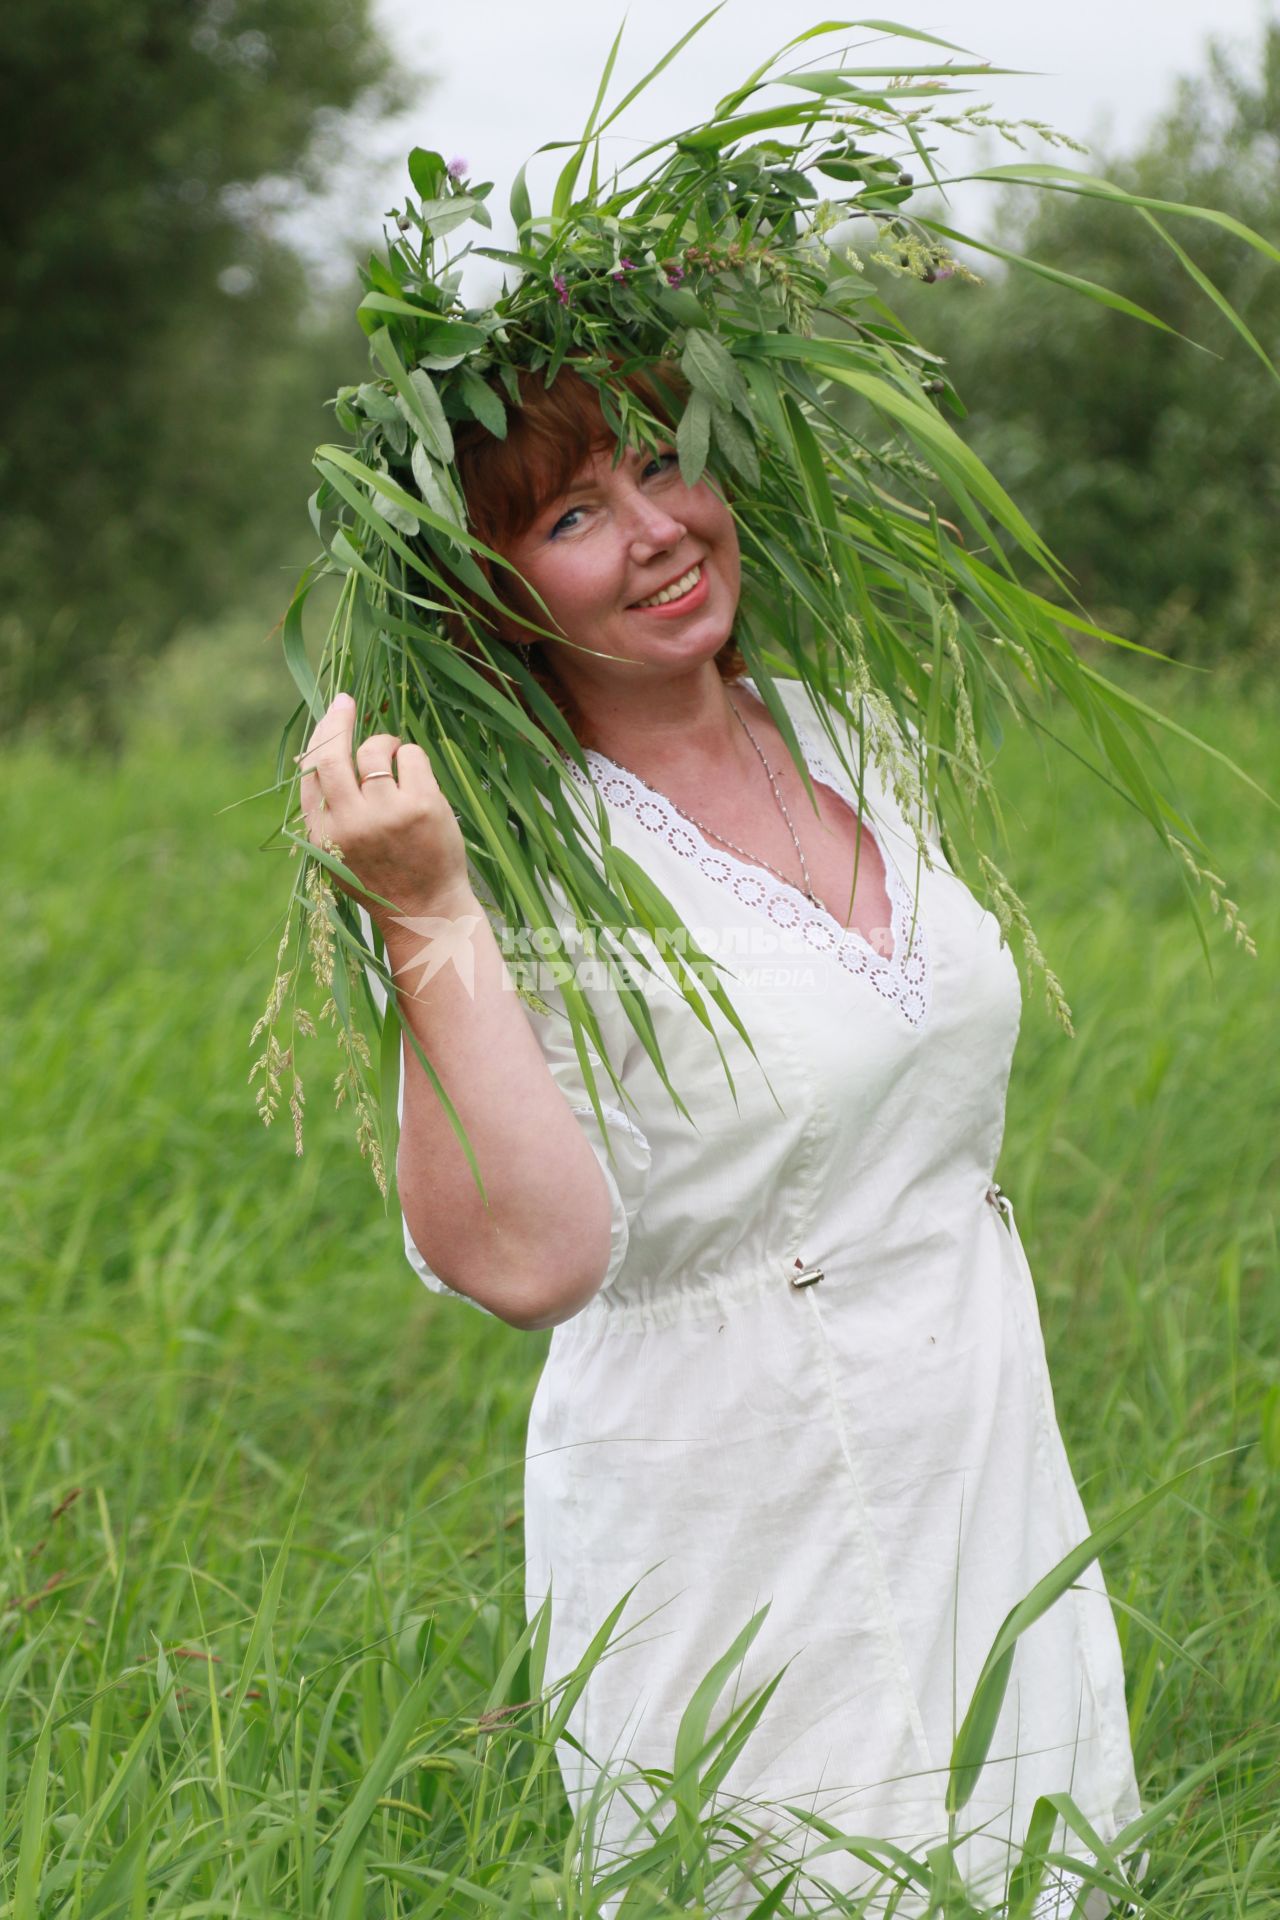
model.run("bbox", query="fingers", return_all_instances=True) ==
[296,693,361,821]
[291,695,468,920]
[295,695,449,851]
[354,730,402,793]
[296,696,433,839]
[349,722,442,808]
[388,741,439,801]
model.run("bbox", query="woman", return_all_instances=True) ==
[297,364,1143,1916]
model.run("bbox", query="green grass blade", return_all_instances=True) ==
[948,1449,1242,1812]
[13,1712,51,1920]
[915,215,1190,339]
[951,160,1280,266]
[594,5,727,137]
[320,1668,437,1900]
[1137,204,1280,388]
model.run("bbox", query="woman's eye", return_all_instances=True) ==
[548,454,679,537]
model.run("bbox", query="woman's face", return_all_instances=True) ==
[496,438,741,697]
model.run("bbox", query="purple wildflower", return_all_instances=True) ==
[553,272,570,308]
[665,264,685,286]
[611,256,637,284]
[446,155,469,180]
[931,264,955,282]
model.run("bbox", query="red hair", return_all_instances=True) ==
[446,360,744,749]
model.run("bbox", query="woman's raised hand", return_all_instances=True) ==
[296,693,473,930]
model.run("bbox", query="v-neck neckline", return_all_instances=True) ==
[560,676,931,1028]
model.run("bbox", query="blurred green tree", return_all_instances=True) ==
[891,22,1280,664]
[0,0,409,739]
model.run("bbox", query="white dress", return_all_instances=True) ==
[384,674,1143,1915]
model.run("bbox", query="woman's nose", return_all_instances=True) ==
[626,494,686,551]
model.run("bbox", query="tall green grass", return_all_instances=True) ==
[0,653,1275,1913]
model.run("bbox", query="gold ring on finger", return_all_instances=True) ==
[359,770,396,784]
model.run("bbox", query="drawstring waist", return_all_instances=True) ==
[563,1183,1015,1332]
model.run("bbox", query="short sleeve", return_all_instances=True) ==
[357,890,651,1315]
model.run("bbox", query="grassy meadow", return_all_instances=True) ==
[1,630,1276,1915]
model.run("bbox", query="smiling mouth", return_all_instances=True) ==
[631,562,703,609]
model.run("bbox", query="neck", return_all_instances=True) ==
[559,664,753,779]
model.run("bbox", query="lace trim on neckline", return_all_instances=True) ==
[561,683,931,1030]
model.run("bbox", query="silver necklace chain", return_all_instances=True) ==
[606,695,822,908]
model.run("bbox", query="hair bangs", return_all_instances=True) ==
[455,361,686,550]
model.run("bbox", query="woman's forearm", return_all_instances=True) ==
[389,888,615,1330]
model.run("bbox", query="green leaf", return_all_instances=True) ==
[329,528,362,574]
[357,381,408,455]
[459,366,508,438]
[1005,1794,1061,1920]
[317,451,461,573]
[915,216,1192,342]
[737,355,791,449]
[581,15,625,145]
[282,572,323,718]
[356,381,402,428]
[593,6,727,138]
[677,100,836,153]
[396,367,454,464]
[952,160,1280,268]
[509,160,532,235]
[416,194,482,239]
[368,326,443,451]
[671,1604,771,1833]
[357,291,435,324]
[419,319,487,358]
[711,19,982,120]
[745,332,1064,580]
[14,1711,51,1920]
[411,440,464,530]
[780,391,838,535]
[948,1450,1235,1812]
[1138,204,1280,389]
[1075,662,1280,811]
[317,446,517,615]
[681,327,749,414]
[657,285,712,330]
[791,62,1008,87]
[227,1509,296,1724]
[407,147,446,199]
[709,401,760,486]
[676,389,711,485]
[377,488,420,538]
[319,1670,439,1899]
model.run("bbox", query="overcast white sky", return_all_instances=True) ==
[297,1,1276,298]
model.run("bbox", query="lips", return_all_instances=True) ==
[630,561,704,610]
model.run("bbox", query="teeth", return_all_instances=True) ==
[635,563,701,608]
